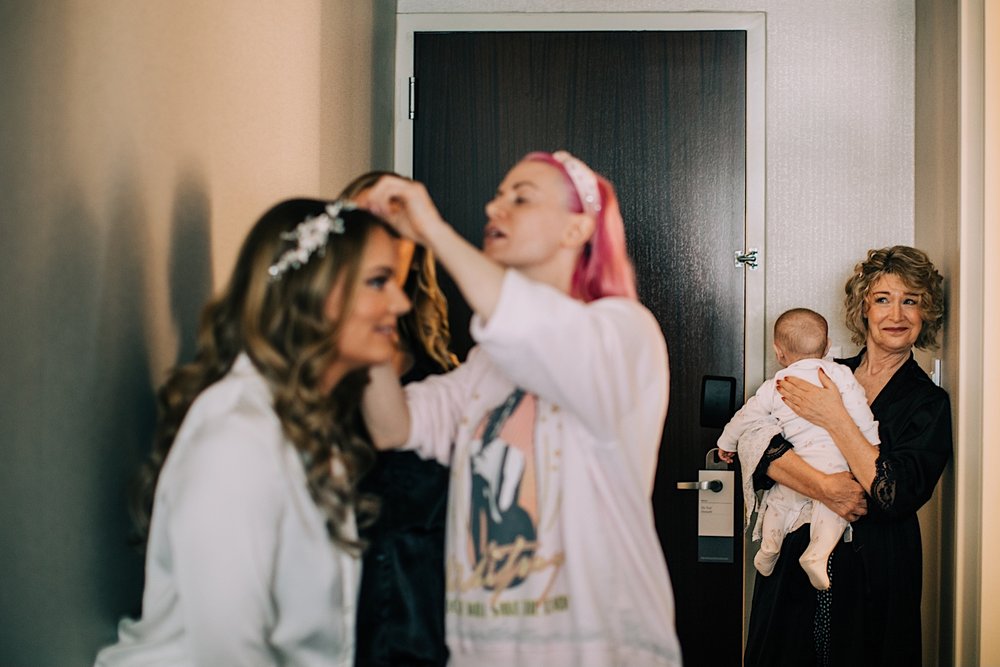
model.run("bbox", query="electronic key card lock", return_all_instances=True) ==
[676,375,737,563]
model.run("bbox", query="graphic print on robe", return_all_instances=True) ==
[469,388,537,590]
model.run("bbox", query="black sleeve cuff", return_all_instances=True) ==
[752,434,793,491]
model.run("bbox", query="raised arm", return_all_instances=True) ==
[469,271,667,441]
[360,176,506,321]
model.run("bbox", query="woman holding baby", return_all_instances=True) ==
[745,246,952,667]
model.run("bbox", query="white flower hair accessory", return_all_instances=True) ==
[552,150,602,216]
[267,200,357,281]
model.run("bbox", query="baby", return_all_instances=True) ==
[717,308,879,590]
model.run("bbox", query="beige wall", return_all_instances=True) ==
[915,2,998,664]
[981,0,999,661]
[914,1,958,663]
[0,1,378,663]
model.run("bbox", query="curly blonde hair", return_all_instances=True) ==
[844,245,945,350]
[132,200,393,553]
[339,171,458,372]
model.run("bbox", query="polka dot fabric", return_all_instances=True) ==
[813,556,834,666]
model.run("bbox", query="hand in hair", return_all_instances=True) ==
[360,176,447,248]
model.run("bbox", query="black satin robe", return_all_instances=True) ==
[745,351,952,667]
[354,349,451,667]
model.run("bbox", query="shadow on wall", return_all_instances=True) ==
[0,170,155,663]
[83,166,215,659]
[87,169,159,636]
[169,166,214,366]
[0,164,214,665]
[0,4,214,663]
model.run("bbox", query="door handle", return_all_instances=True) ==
[677,480,723,492]
[679,469,735,563]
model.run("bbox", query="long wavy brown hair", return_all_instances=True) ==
[131,199,394,552]
[339,171,458,372]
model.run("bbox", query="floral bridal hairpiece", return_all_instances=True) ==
[267,200,357,281]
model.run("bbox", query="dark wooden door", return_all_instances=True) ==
[411,30,747,666]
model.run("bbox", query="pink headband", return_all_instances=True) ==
[552,150,602,216]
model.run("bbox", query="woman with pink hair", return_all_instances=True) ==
[359,152,681,667]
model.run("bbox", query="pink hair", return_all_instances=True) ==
[523,151,637,302]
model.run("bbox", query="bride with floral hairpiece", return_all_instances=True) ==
[95,199,410,666]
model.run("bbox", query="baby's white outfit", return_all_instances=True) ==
[718,358,879,590]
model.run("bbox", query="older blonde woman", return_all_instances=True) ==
[745,246,952,667]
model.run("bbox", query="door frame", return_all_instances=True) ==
[393,9,768,647]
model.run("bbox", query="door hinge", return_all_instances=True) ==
[408,76,417,120]
[734,248,759,270]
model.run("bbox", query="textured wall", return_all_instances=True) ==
[0,1,376,664]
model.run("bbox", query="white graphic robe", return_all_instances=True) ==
[403,270,681,667]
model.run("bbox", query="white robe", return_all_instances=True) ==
[403,270,681,667]
[95,354,359,667]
